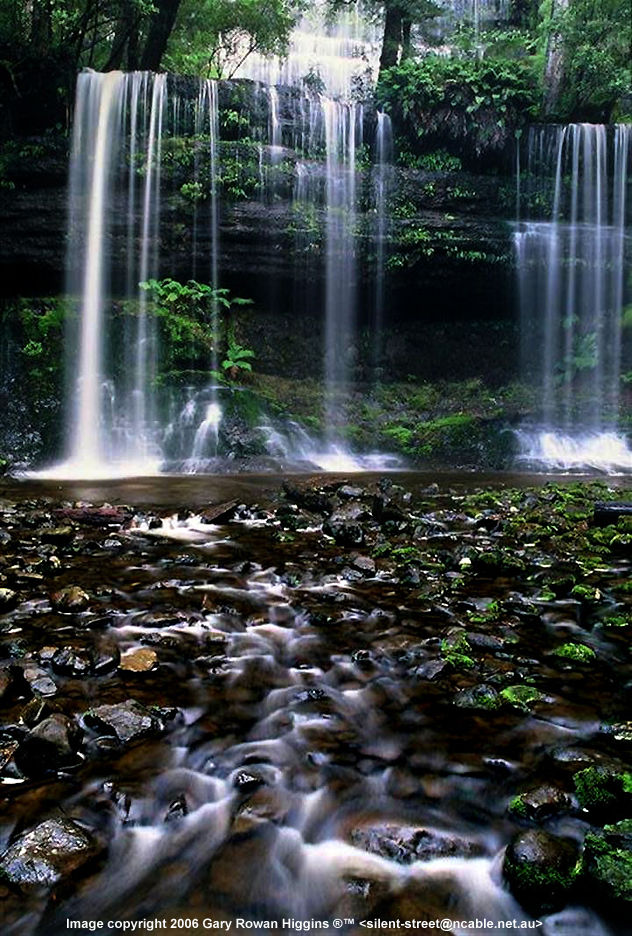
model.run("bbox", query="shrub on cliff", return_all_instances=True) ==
[377,56,539,163]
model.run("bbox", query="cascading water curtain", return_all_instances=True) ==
[515,123,632,470]
[60,71,221,478]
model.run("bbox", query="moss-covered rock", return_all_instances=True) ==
[503,829,580,914]
[551,642,596,663]
[573,766,632,819]
[508,786,571,823]
[582,821,632,906]
[500,685,545,712]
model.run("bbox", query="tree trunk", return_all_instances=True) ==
[401,18,412,61]
[31,0,53,55]
[105,2,137,71]
[127,19,140,70]
[139,0,182,72]
[379,5,403,78]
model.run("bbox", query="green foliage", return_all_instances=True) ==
[396,143,462,172]
[139,278,253,374]
[551,0,631,119]
[17,298,68,390]
[508,794,529,818]
[377,55,539,157]
[222,336,255,376]
[583,825,632,904]
[384,425,414,448]
[164,0,303,78]
[180,181,205,203]
[441,632,475,669]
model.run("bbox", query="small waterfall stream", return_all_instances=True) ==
[515,123,632,470]
[45,71,223,479]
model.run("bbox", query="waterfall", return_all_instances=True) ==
[515,124,632,471]
[42,70,222,479]
[133,73,165,462]
[36,2,399,478]
[373,111,393,378]
[323,97,359,445]
[68,71,125,476]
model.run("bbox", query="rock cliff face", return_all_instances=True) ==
[0,168,518,384]
[0,148,518,329]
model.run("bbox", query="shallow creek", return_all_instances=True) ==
[0,473,630,935]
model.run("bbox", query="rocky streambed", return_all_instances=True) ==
[0,474,630,934]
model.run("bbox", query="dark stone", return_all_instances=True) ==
[0,818,101,890]
[21,665,57,697]
[593,502,632,526]
[372,492,408,524]
[414,659,451,682]
[351,555,376,574]
[93,641,121,675]
[503,829,579,914]
[0,587,18,611]
[282,482,334,515]
[50,585,90,612]
[454,684,502,711]
[338,485,365,499]
[509,785,571,822]
[351,824,480,865]
[200,500,238,524]
[165,795,188,823]
[15,713,82,776]
[233,769,266,794]
[41,526,74,545]
[83,700,162,745]
[52,647,92,678]
[322,516,365,547]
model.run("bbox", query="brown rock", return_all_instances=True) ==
[119,648,159,673]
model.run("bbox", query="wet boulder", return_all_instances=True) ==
[41,526,74,545]
[508,785,571,822]
[323,512,366,547]
[83,699,163,744]
[0,818,101,889]
[372,490,408,524]
[50,585,90,612]
[0,587,18,612]
[351,824,481,864]
[573,766,632,820]
[15,713,82,776]
[454,684,502,711]
[21,664,57,697]
[503,829,579,914]
[282,481,334,515]
[118,648,159,674]
[51,647,93,678]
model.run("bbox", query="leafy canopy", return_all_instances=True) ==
[165,0,306,78]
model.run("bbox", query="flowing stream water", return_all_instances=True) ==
[0,471,629,934]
